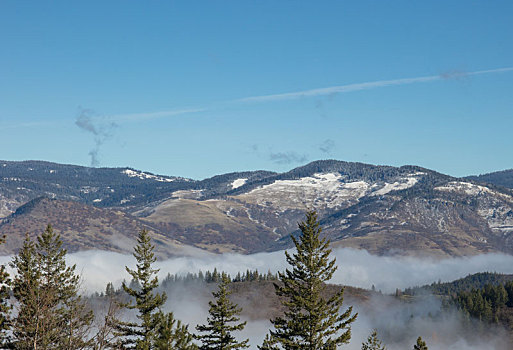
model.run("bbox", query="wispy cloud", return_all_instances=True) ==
[466,67,513,76]
[105,108,207,123]
[319,139,335,154]
[233,67,513,103]
[74,66,513,127]
[5,66,512,133]
[269,151,308,165]
[84,66,513,127]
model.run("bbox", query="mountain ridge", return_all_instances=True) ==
[466,169,513,190]
[2,159,513,257]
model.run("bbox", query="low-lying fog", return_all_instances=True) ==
[55,248,513,294]
[2,248,513,349]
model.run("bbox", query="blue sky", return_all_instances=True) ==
[1,1,512,179]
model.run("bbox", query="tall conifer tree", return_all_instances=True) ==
[113,229,167,349]
[267,210,357,349]
[195,273,249,350]
[0,235,11,347]
[10,234,49,349]
[114,229,195,349]
[38,226,94,349]
[10,225,94,349]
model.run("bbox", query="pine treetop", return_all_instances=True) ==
[361,329,386,350]
[122,229,167,311]
[37,225,80,301]
[413,336,428,350]
[112,229,167,349]
[196,273,249,350]
[269,210,357,350]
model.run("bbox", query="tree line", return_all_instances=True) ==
[0,211,431,349]
[403,272,513,297]
[401,271,513,333]
[91,268,279,300]
[453,281,513,326]
[161,268,278,286]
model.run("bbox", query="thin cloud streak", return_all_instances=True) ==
[69,67,513,123]
[233,66,513,103]
[105,108,207,122]
[3,66,512,130]
[82,66,513,124]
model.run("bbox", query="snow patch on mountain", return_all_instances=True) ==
[80,186,99,194]
[237,172,423,210]
[435,181,493,196]
[172,189,203,199]
[3,177,22,182]
[231,178,247,189]
[435,182,513,234]
[479,206,513,233]
[122,169,182,182]
[372,175,420,196]
[239,173,370,210]
[0,194,21,218]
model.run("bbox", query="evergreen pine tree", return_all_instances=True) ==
[205,271,212,283]
[212,268,220,283]
[153,311,198,350]
[195,273,249,350]
[0,235,11,347]
[113,229,167,349]
[413,336,428,350]
[105,282,115,297]
[39,225,94,349]
[10,234,49,349]
[268,210,357,349]
[10,226,94,349]
[361,329,386,350]
[258,334,278,350]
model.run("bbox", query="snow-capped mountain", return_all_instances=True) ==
[1,160,513,257]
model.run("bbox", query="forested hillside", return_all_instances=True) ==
[3,159,513,258]
[404,272,513,297]
[467,169,513,190]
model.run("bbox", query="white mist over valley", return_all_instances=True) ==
[56,248,513,294]
[49,248,513,350]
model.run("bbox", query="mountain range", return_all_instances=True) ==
[1,159,513,258]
